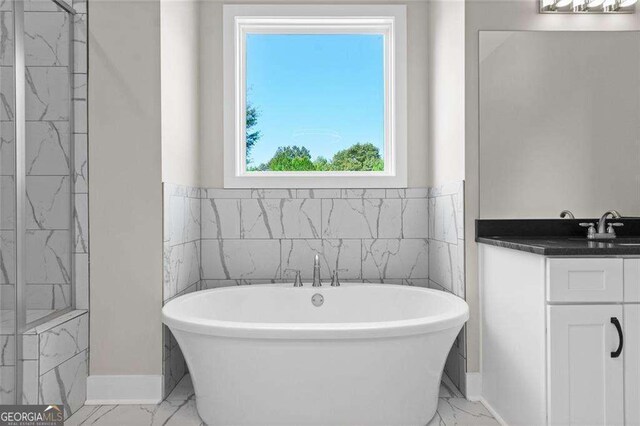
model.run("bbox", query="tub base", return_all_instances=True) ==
[174,326,460,426]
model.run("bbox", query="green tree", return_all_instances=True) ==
[313,156,332,171]
[246,103,261,163]
[330,143,383,171]
[266,146,315,171]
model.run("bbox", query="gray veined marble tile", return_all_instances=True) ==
[281,239,361,280]
[430,195,458,244]
[251,188,295,199]
[21,359,38,404]
[0,334,13,366]
[26,283,70,310]
[73,14,86,74]
[73,193,87,253]
[0,230,16,284]
[0,67,14,121]
[0,365,14,404]
[402,198,429,238]
[72,0,86,14]
[0,12,13,67]
[39,311,87,374]
[296,189,341,199]
[26,175,71,230]
[73,134,87,193]
[201,239,281,280]
[24,0,64,12]
[201,198,240,239]
[74,253,88,309]
[26,229,71,284]
[361,239,429,280]
[26,66,70,121]
[163,241,200,302]
[385,188,406,199]
[240,198,321,239]
[39,349,87,417]
[203,188,251,199]
[428,240,460,293]
[0,121,14,175]
[26,121,70,176]
[322,198,401,239]
[0,175,15,230]
[66,398,205,426]
[24,11,70,66]
[429,181,463,198]
[73,100,86,133]
[405,187,429,198]
[341,188,386,198]
[437,398,500,425]
[72,74,86,100]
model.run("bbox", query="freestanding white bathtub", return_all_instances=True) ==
[162,284,469,426]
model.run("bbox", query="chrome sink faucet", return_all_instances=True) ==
[312,254,322,287]
[580,210,623,239]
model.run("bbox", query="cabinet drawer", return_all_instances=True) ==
[547,258,623,303]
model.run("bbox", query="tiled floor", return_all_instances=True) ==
[67,374,499,426]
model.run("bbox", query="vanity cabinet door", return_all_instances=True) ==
[625,305,640,426]
[547,305,624,426]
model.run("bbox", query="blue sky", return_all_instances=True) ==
[246,34,385,165]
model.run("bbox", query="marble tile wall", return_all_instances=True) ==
[162,184,201,397]
[162,182,466,398]
[427,181,467,395]
[21,310,88,417]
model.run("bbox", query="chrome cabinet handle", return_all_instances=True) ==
[611,317,623,358]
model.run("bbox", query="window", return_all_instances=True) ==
[223,5,407,188]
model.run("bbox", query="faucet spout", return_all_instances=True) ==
[597,210,622,234]
[312,254,322,287]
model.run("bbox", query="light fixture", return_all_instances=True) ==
[540,0,636,11]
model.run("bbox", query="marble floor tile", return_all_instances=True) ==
[67,374,496,426]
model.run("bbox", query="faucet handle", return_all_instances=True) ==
[331,270,341,287]
[607,222,624,234]
[579,222,596,239]
[293,270,303,287]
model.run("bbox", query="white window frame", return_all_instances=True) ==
[223,4,407,189]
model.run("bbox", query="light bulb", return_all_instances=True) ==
[587,0,605,7]
[557,0,573,6]
[620,0,637,7]
[572,0,586,9]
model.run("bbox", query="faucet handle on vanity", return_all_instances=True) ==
[293,270,303,287]
[607,222,624,236]
[579,223,596,239]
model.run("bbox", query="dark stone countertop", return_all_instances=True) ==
[476,219,640,255]
[476,236,640,256]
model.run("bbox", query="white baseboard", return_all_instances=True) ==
[86,375,163,405]
[465,372,482,401]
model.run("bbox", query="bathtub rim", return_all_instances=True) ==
[163,284,469,340]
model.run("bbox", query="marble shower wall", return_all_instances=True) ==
[162,181,466,397]
[427,181,466,395]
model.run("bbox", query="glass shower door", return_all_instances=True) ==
[23,0,73,325]
[0,1,17,405]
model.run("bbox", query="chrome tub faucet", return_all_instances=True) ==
[312,254,322,287]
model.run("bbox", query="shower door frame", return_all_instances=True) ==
[13,0,78,404]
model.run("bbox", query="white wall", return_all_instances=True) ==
[199,0,429,188]
[89,0,164,376]
[161,0,201,187]
[428,0,465,186]
[465,0,640,373]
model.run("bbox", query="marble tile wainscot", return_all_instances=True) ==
[161,182,467,398]
[427,181,466,395]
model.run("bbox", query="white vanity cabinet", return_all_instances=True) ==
[480,245,640,426]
